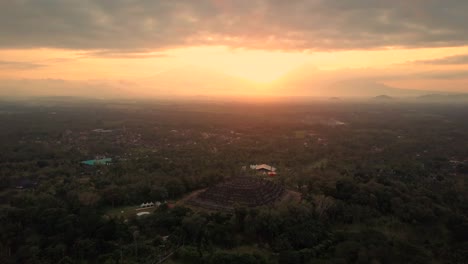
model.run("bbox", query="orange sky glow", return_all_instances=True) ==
[2,46,468,82]
[1,1,468,98]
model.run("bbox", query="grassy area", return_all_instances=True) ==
[164,259,183,264]
[220,245,271,256]
[294,130,307,139]
[104,205,155,218]
[170,245,274,264]
[310,158,328,169]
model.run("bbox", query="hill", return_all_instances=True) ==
[417,93,468,101]
[374,95,394,100]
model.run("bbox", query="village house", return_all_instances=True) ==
[92,128,113,133]
[15,179,38,189]
[140,201,162,208]
[81,157,113,166]
[250,164,277,176]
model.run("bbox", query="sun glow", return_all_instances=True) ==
[2,45,468,97]
[167,46,311,83]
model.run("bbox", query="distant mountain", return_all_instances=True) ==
[2,65,465,100]
[0,66,265,99]
[417,93,468,101]
[325,80,438,97]
[0,79,134,98]
[373,95,394,100]
[272,65,447,98]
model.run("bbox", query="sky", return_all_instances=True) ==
[1,0,468,98]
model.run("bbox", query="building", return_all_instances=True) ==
[81,158,112,166]
[15,179,38,189]
[92,129,113,133]
[251,164,277,175]
[187,176,285,211]
[137,212,150,217]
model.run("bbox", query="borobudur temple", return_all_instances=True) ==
[187,176,285,211]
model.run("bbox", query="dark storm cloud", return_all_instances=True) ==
[413,54,468,65]
[1,0,467,51]
[0,60,45,69]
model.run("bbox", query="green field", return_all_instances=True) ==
[294,130,307,139]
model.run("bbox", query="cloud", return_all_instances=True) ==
[1,0,468,51]
[415,70,468,79]
[413,54,468,65]
[374,69,468,80]
[0,78,134,98]
[0,60,45,70]
[78,50,169,59]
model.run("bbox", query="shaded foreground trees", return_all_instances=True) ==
[0,101,467,263]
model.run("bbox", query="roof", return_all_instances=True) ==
[92,129,113,133]
[81,158,112,166]
[137,212,150,217]
[15,179,38,189]
[254,164,276,172]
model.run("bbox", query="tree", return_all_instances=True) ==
[312,194,336,220]
[149,186,168,201]
[165,179,186,199]
[334,180,358,200]
[102,185,122,208]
